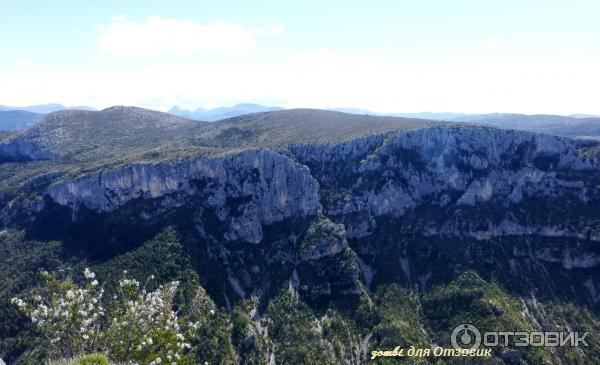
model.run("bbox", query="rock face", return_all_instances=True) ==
[289,125,600,307]
[290,125,599,239]
[47,149,321,244]
[298,217,348,261]
[5,124,600,308]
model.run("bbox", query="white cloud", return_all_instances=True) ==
[97,16,280,55]
[251,24,284,37]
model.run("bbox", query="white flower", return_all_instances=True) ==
[11,298,27,308]
[84,268,96,279]
[91,279,98,286]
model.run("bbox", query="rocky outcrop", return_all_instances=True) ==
[17,124,597,245]
[298,217,348,261]
[46,149,321,243]
[17,124,594,237]
[290,125,600,239]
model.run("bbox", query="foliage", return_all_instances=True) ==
[77,354,108,365]
[48,353,110,365]
[86,227,200,307]
[265,290,336,364]
[75,354,110,365]
[103,276,190,364]
[183,287,237,364]
[373,284,429,349]
[11,269,195,364]
[422,271,563,364]
[11,270,104,359]
[0,231,64,363]
[299,216,345,256]
[53,353,111,365]
[229,298,267,365]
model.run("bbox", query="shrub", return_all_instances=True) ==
[12,269,195,364]
[76,354,110,365]
[11,269,104,358]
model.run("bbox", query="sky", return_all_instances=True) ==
[1,0,599,114]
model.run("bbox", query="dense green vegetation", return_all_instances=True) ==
[2,225,598,364]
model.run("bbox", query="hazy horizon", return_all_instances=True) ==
[2,101,599,118]
[2,1,600,114]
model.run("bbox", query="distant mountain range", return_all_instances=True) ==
[331,109,600,139]
[168,103,283,121]
[571,114,600,119]
[0,103,95,114]
[449,113,600,138]
[0,104,96,131]
[328,108,472,121]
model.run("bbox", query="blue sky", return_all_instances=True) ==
[1,0,599,114]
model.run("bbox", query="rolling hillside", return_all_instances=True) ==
[192,108,445,148]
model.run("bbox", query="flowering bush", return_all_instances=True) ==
[12,269,195,364]
[105,273,190,364]
[11,269,104,358]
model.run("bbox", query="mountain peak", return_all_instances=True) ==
[169,103,284,121]
[0,103,96,113]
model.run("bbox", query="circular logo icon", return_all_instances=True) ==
[451,324,481,350]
